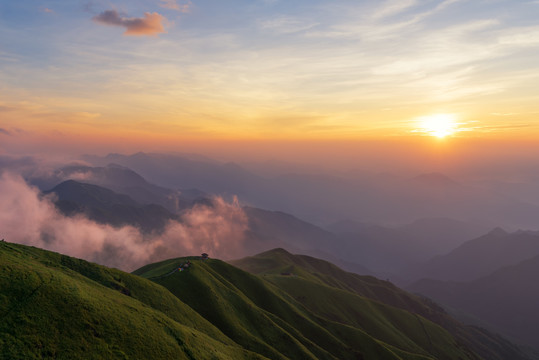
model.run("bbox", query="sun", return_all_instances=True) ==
[416,114,458,138]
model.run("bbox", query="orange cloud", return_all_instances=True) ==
[93,10,167,36]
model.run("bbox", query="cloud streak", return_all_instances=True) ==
[0,105,15,112]
[159,0,192,12]
[93,10,167,36]
[0,173,249,271]
[371,0,418,20]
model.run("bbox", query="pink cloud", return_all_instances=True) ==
[0,173,249,271]
[93,10,167,37]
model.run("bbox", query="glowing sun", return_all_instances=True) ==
[416,114,458,138]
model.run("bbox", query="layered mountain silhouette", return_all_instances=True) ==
[328,217,490,275]
[44,177,371,274]
[80,152,539,229]
[43,171,500,279]
[406,228,539,282]
[53,164,206,213]
[409,254,539,350]
[46,180,178,233]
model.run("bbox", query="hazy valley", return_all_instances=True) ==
[3,151,539,358]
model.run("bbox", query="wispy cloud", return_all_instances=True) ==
[259,16,318,34]
[371,0,418,20]
[41,7,55,14]
[159,0,192,12]
[499,27,539,46]
[0,128,10,136]
[93,10,167,36]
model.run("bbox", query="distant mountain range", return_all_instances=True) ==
[327,217,490,275]
[409,254,539,350]
[406,228,539,282]
[46,180,178,233]
[44,171,498,278]
[80,152,539,229]
[1,241,532,359]
[44,177,370,274]
[51,163,207,213]
[43,163,516,278]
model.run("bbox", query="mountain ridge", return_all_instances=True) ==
[408,254,539,350]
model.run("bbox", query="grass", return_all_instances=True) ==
[2,242,529,360]
[138,253,480,360]
[0,241,266,360]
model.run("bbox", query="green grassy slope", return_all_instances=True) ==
[0,241,267,360]
[2,241,530,360]
[137,253,485,360]
[231,248,533,360]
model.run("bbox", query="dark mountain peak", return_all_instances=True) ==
[105,163,128,169]
[60,164,149,189]
[259,247,292,257]
[51,179,97,192]
[48,180,139,207]
[487,227,508,237]
[54,178,80,187]
[105,152,128,159]
[59,164,91,172]
[46,180,177,232]
[131,151,147,157]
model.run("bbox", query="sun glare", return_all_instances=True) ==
[417,114,458,138]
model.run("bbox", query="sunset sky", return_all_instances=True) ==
[1,0,539,157]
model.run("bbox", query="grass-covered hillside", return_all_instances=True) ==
[0,241,266,360]
[137,249,529,360]
[1,242,531,359]
[230,248,533,360]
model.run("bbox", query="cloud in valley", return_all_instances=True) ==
[0,173,248,271]
[93,10,167,36]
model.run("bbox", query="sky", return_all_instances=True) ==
[1,0,539,160]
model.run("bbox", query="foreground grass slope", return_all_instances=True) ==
[2,241,530,360]
[231,248,532,360]
[0,241,266,360]
[136,251,494,360]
